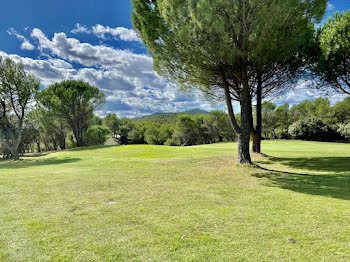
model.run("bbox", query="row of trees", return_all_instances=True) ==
[258,97,350,140]
[132,0,349,164]
[0,57,105,159]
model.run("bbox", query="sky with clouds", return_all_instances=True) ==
[0,0,349,117]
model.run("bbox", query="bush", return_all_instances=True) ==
[338,123,350,139]
[164,137,178,146]
[277,131,291,140]
[288,118,341,141]
[85,125,112,145]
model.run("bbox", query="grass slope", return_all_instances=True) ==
[0,141,349,261]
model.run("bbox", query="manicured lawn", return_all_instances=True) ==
[0,141,349,261]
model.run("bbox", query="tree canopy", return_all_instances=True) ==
[36,80,105,147]
[132,0,327,163]
[313,11,350,94]
[0,57,40,159]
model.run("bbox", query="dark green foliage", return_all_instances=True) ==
[312,11,350,94]
[119,118,135,137]
[333,97,350,124]
[91,116,103,126]
[85,125,112,145]
[128,128,145,144]
[172,115,199,146]
[103,114,120,135]
[288,118,340,141]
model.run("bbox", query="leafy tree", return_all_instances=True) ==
[132,0,327,164]
[90,115,103,126]
[118,118,135,137]
[0,57,40,160]
[274,103,290,133]
[289,98,333,124]
[288,118,340,141]
[29,109,68,151]
[103,113,120,136]
[158,124,174,144]
[37,80,105,147]
[85,125,111,145]
[144,125,162,145]
[334,97,350,124]
[172,115,199,146]
[261,102,277,139]
[203,110,235,143]
[338,123,350,139]
[128,128,144,144]
[312,11,350,94]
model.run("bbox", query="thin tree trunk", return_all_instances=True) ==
[238,81,253,164]
[252,73,262,153]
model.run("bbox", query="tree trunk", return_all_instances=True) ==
[73,127,83,147]
[238,81,253,164]
[37,142,41,153]
[252,73,262,153]
[60,137,66,150]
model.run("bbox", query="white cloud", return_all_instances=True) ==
[71,23,91,34]
[270,79,347,106]
[327,3,335,11]
[1,28,219,117]
[92,24,142,42]
[7,28,35,50]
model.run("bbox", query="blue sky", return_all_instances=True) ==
[0,0,349,117]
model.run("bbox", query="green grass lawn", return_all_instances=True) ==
[0,141,349,261]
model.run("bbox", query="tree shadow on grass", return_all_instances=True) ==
[0,157,81,170]
[252,155,350,200]
[256,155,350,173]
[68,145,119,152]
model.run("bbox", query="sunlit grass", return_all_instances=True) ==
[0,141,349,261]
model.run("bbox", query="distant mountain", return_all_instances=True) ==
[135,109,208,124]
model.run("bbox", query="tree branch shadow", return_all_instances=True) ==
[252,155,350,200]
[0,157,81,170]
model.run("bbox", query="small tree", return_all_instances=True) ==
[37,80,105,147]
[103,113,120,137]
[172,115,199,146]
[85,125,111,145]
[0,57,40,160]
[334,97,350,124]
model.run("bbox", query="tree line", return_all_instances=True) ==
[1,52,349,161]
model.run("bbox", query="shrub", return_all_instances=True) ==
[338,123,350,139]
[277,131,291,140]
[164,138,178,146]
[85,125,112,145]
[288,118,341,141]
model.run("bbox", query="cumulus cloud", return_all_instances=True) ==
[270,79,347,106]
[1,28,219,117]
[92,24,142,42]
[7,28,35,50]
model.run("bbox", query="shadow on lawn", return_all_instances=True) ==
[253,155,350,200]
[0,157,80,169]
